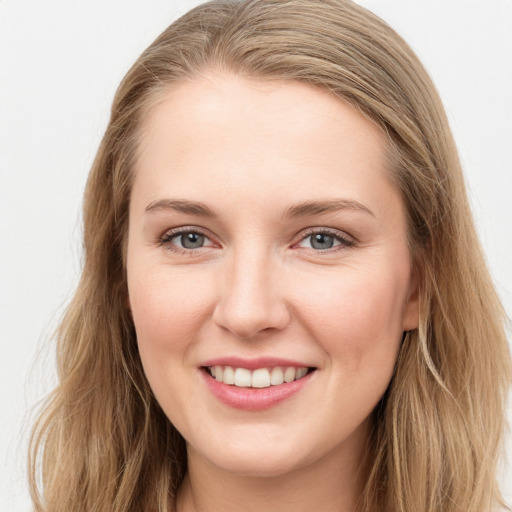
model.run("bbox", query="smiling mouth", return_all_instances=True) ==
[203,366,316,389]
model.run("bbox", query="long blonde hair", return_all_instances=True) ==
[29,1,511,511]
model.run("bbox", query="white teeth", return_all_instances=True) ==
[283,367,296,383]
[252,368,271,388]
[270,367,284,385]
[296,367,308,379]
[234,368,252,387]
[208,365,310,388]
[223,366,235,385]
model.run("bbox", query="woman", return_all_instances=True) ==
[29,1,511,511]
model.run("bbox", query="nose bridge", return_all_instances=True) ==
[213,242,289,338]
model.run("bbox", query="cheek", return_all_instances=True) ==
[128,267,215,367]
[292,264,408,371]
[127,267,218,424]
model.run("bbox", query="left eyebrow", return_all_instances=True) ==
[145,199,216,217]
[284,199,374,218]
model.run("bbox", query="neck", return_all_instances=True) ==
[175,424,369,512]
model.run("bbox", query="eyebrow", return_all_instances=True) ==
[145,199,216,217]
[284,199,374,218]
[144,198,374,218]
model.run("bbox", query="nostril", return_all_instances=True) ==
[212,277,291,339]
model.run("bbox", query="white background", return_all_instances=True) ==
[1,0,511,510]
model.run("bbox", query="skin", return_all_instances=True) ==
[126,73,419,512]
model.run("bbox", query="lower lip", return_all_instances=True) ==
[201,369,314,410]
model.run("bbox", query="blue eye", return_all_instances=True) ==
[174,232,206,249]
[160,229,214,251]
[297,230,352,251]
[309,233,337,250]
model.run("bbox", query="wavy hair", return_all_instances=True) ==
[29,1,511,511]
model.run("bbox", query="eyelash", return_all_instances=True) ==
[157,226,355,255]
[296,227,355,252]
[158,227,215,256]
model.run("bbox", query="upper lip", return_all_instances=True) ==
[200,356,315,370]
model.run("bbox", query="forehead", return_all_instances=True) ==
[132,73,396,215]
[137,73,387,155]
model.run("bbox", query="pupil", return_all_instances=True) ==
[181,232,204,249]
[311,233,334,250]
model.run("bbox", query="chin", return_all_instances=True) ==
[206,450,306,478]
[190,430,328,478]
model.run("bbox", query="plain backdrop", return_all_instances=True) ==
[1,0,511,510]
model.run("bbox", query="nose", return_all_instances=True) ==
[212,249,291,339]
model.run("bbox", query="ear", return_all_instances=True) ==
[402,270,420,331]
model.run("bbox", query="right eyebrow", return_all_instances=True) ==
[145,199,217,217]
[284,198,374,219]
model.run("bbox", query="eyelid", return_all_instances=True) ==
[156,225,354,254]
[293,226,355,250]
[158,226,220,250]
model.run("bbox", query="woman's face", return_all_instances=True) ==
[127,74,419,477]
